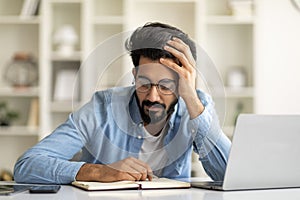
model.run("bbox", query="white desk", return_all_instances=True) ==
[1,184,300,200]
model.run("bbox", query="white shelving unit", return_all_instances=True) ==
[0,0,256,177]
[39,0,83,136]
[0,0,40,172]
[198,0,256,139]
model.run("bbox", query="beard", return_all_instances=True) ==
[136,95,178,125]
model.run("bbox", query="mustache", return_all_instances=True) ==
[142,100,166,109]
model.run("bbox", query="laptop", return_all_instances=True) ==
[192,114,300,191]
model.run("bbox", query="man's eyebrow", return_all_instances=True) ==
[137,75,150,80]
[160,78,176,83]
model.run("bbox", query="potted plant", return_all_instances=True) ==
[0,102,19,126]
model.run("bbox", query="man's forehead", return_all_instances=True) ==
[137,64,177,81]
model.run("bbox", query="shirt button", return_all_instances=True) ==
[138,123,143,127]
[191,129,195,133]
[137,135,142,139]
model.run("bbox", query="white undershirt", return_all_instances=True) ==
[138,125,169,177]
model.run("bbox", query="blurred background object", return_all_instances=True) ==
[228,0,254,17]
[53,24,79,57]
[0,169,13,181]
[0,101,19,126]
[291,0,300,12]
[4,52,38,88]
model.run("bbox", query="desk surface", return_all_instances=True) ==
[1,182,300,200]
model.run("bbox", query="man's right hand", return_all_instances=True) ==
[75,157,153,182]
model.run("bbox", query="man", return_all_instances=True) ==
[14,22,231,184]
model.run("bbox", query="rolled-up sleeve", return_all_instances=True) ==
[192,90,231,181]
[14,113,87,184]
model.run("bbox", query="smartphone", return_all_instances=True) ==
[0,185,14,195]
[29,185,61,193]
[0,185,30,195]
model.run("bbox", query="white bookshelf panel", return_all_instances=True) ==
[129,1,196,38]
[51,2,82,52]
[0,86,39,97]
[0,126,39,136]
[93,0,124,17]
[206,24,254,87]
[0,0,24,16]
[0,24,39,87]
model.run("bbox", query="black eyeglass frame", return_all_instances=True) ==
[135,77,177,95]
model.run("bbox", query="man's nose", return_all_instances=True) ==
[147,85,161,102]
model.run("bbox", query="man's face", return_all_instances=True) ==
[133,56,179,125]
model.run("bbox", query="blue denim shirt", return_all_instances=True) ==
[14,86,231,184]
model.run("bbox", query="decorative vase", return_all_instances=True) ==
[4,52,38,87]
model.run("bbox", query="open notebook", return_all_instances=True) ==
[72,178,191,191]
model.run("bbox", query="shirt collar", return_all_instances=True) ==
[129,89,143,125]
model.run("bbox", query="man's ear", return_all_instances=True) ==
[132,68,137,77]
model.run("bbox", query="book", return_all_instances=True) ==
[72,178,191,191]
[27,98,39,127]
[87,187,192,198]
[20,0,40,18]
[53,69,79,102]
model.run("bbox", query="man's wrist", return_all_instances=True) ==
[75,163,102,181]
[182,93,204,119]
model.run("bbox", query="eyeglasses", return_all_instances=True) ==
[136,77,177,95]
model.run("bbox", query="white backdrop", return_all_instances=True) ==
[255,0,300,114]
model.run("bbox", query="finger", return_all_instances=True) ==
[128,165,147,181]
[120,171,141,181]
[103,164,139,182]
[164,46,195,75]
[127,169,143,181]
[165,39,196,70]
[116,162,143,181]
[169,37,196,66]
[160,57,184,76]
[129,157,152,174]
[115,157,153,181]
[147,172,155,181]
[123,157,151,181]
[130,158,153,181]
[164,45,191,71]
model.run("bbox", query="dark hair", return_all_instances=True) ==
[125,22,197,67]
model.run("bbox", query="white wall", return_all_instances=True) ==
[255,0,300,114]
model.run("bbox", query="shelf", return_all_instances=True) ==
[225,87,254,98]
[0,87,39,97]
[135,0,196,2]
[0,16,40,24]
[212,87,254,98]
[50,0,82,3]
[0,126,39,136]
[206,15,255,25]
[51,51,82,61]
[50,101,81,113]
